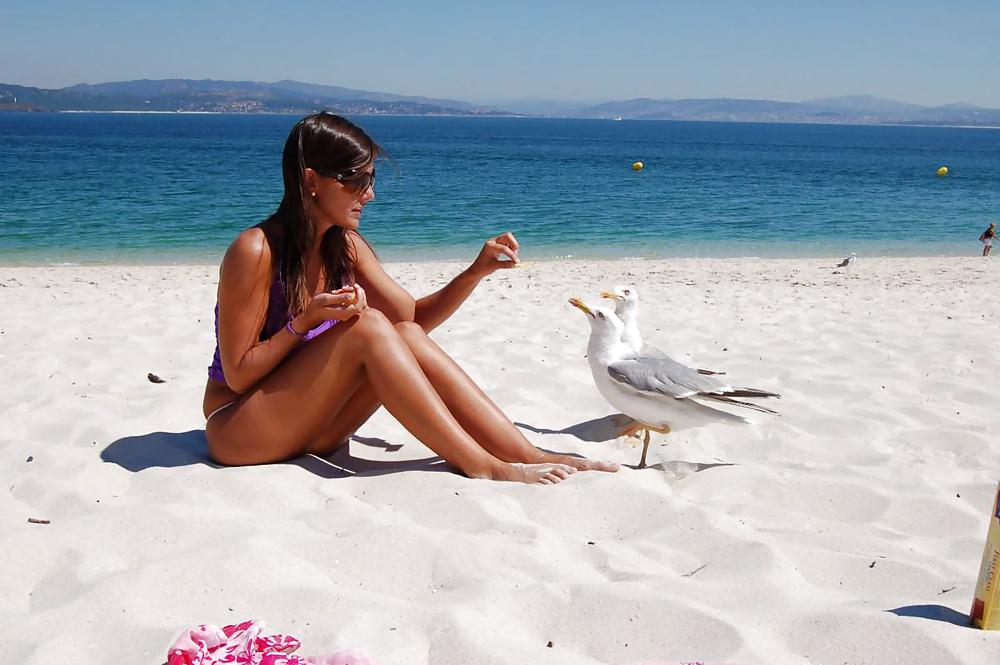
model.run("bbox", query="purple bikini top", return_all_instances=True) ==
[207,276,336,384]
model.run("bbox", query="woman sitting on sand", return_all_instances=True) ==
[203,112,617,484]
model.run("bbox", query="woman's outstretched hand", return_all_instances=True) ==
[470,232,521,277]
[299,285,368,328]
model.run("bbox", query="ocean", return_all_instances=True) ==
[1,112,997,265]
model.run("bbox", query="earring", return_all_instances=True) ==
[310,191,316,198]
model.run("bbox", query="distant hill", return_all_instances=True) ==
[2,81,998,126]
[557,94,1000,126]
[0,79,515,115]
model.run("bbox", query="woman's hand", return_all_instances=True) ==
[469,232,521,278]
[295,285,368,330]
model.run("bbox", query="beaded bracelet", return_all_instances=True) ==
[285,320,305,339]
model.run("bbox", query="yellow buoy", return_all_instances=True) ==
[937,166,949,176]
[631,161,644,171]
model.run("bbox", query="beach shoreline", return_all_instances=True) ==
[3,256,999,664]
[0,247,987,268]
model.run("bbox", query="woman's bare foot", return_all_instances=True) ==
[488,462,577,484]
[539,452,620,473]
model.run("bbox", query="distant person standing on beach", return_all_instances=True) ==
[980,222,997,257]
[202,112,618,484]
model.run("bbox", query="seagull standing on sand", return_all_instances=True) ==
[569,297,780,469]
[600,285,724,376]
[834,252,857,272]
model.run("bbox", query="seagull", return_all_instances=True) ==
[834,253,857,271]
[569,297,780,469]
[600,285,725,376]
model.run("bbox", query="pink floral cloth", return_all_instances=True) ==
[167,620,376,665]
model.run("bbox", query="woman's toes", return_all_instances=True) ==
[509,462,579,484]
[539,453,619,473]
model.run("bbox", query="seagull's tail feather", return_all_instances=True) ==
[701,394,780,415]
[696,368,727,376]
[725,387,781,399]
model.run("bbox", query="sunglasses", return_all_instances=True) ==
[319,167,375,194]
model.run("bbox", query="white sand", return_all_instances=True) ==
[2,256,999,664]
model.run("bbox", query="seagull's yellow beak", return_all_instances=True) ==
[568,297,592,316]
[600,290,623,301]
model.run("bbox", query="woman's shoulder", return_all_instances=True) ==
[347,229,378,264]
[221,225,276,279]
[229,225,269,252]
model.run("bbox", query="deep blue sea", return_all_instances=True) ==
[1,112,998,264]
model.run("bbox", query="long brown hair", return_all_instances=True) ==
[269,112,382,316]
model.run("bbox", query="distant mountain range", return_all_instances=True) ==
[0,79,511,116]
[2,79,999,126]
[555,94,1000,126]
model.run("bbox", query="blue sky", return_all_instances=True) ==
[1,0,997,107]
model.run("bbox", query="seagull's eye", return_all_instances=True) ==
[597,312,605,319]
[623,289,631,295]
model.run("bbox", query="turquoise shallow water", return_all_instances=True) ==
[1,113,997,264]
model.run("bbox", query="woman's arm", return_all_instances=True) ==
[215,228,303,393]
[413,267,486,332]
[351,231,521,332]
[350,231,417,323]
[216,229,363,393]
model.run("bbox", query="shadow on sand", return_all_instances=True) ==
[101,430,216,471]
[516,413,637,442]
[638,460,737,475]
[101,430,445,478]
[886,605,971,627]
[517,413,738,475]
[294,434,447,478]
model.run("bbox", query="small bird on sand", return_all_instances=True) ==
[834,253,857,271]
[569,297,779,469]
[600,285,724,376]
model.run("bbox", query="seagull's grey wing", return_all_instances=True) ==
[636,345,731,393]
[608,356,736,399]
[607,358,698,399]
[645,344,726,376]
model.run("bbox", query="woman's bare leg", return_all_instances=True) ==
[307,380,380,457]
[394,322,618,472]
[307,322,618,472]
[207,309,573,484]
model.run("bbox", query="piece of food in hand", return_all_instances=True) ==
[495,254,529,268]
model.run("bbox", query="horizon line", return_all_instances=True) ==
[2,77,996,111]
